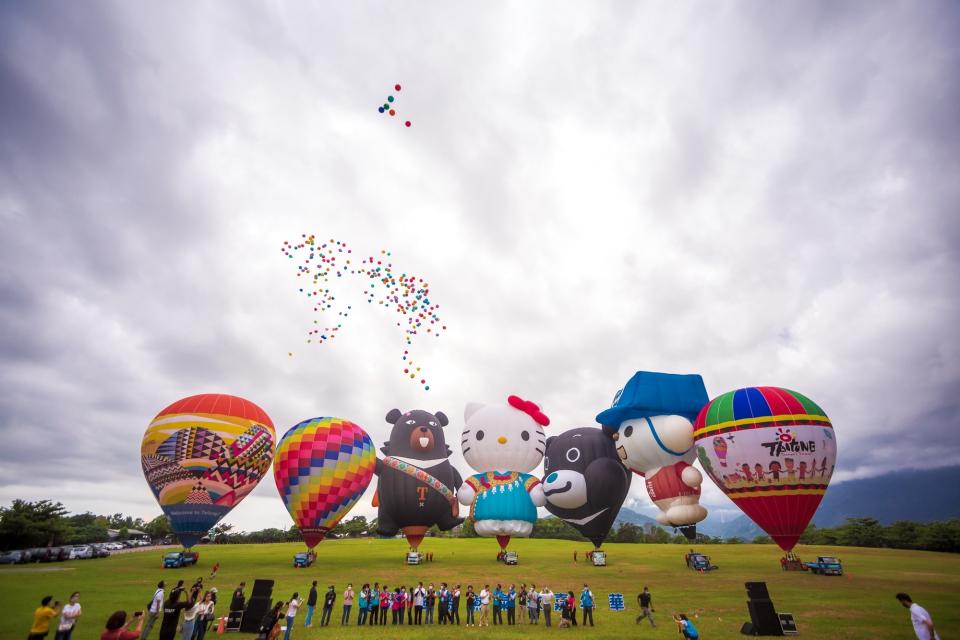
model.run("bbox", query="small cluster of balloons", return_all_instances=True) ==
[377,83,411,127]
[281,235,447,389]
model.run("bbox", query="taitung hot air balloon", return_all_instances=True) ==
[693,387,837,551]
[140,394,276,548]
[273,417,376,548]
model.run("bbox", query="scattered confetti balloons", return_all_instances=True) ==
[281,235,447,389]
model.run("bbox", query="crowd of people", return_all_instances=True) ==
[248,581,602,637]
[22,579,941,640]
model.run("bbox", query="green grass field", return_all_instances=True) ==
[1,538,956,639]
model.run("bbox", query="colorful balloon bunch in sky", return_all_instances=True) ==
[281,235,446,389]
[377,83,411,127]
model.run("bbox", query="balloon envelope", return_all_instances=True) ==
[141,394,276,548]
[542,427,631,548]
[694,387,836,551]
[273,417,376,548]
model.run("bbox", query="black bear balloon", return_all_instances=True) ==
[374,408,464,549]
[541,427,632,548]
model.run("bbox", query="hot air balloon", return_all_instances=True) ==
[373,408,463,551]
[273,417,376,548]
[140,393,276,548]
[541,427,631,548]
[457,396,549,553]
[596,371,710,540]
[693,387,837,551]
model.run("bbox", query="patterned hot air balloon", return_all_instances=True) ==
[141,394,276,548]
[273,417,376,548]
[693,387,837,551]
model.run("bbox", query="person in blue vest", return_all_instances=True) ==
[674,613,699,639]
[506,585,517,625]
[580,584,595,626]
[492,585,504,625]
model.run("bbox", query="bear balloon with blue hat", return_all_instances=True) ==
[596,371,710,540]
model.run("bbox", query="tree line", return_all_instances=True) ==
[0,500,173,550]
[2,500,957,553]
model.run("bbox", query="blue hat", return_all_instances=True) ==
[595,371,708,428]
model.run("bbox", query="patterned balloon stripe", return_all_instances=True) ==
[693,386,832,438]
[273,417,376,548]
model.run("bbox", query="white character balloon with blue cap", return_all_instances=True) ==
[597,371,710,538]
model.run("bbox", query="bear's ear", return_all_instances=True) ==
[546,436,556,452]
[386,408,402,424]
[435,411,449,427]
[464,402,484,422]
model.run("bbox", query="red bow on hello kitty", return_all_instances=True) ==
[507,395,550,426]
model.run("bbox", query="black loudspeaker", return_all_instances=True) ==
[745,581,770,601]
[239,596,271,633]
[252,579,274,598]
[747,600,783,636]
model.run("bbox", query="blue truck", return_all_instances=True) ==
[686,552,718,571]
[163,551,199,568]
[294,551,316,568]
[805,556,843,575]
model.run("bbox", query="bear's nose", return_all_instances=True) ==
[498,436,507,444]
[419,427,428,433]
[546,473,558,483]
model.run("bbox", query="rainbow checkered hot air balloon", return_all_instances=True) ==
[273,417,376,548]
[140,394,276,548]
[693,387,837,552]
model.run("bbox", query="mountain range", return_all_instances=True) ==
[615,465,960,539]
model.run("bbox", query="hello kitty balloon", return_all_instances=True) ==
[458,395,549,549]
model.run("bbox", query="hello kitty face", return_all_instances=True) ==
[461,396,548,473]
[610,414,695,474]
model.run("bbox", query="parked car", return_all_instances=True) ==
[163,551,199,568]
[590,550,607,567]
[685,552,718,571]
[294,551,316,568]
[403,552,422,566]
[501,551,519,565]
[69,546,88,560]
[105,542,125,551]
[30,548,53,563]
[805,556,843,576]
[0,550,28,564]
[49,547,71,562]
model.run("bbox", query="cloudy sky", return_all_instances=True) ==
[1,1,958,532]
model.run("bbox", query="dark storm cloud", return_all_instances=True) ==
[0,1,957,529]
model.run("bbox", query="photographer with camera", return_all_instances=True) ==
[100,610,145,640]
